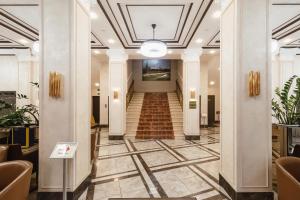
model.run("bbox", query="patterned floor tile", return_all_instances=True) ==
[140,150,178,167]
[175,146,214,160]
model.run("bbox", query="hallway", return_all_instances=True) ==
[81,128,227,200]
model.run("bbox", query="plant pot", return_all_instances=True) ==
[275,124,300,157]
[8,126,37,148]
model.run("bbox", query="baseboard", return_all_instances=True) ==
[108,135,124,140]
[185,135,200,140]
[38,174,91,200]
[219,174,274,200]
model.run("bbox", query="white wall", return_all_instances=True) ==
[0,55,39,107]
[207,55,220,121]
[99,59,109,125]
[200,58,208,125]
[127,60,133,91]
[91,55,100,96]
[132,60,178,92]
[177,60,183,90]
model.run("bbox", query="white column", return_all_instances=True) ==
[181,49,202,139]
[200,58,208,127]
[107,49,128,139]
[220,0,273,200]
[220,0,273,199]
[39,0,91,195]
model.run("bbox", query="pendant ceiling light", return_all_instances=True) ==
[140,24,167,58]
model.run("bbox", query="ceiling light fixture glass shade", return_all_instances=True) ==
[140,24,167,58]
[141,40,167,58]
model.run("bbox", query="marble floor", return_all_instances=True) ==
[79,127,230,200]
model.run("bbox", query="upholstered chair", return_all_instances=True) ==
[276,157,300,200]
[0,160,32,200]
[0,146,8,163]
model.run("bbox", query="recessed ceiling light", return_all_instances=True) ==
[93,50,101,55]
[90,12,98,19]
[283,38,292,43]
[209,81,215,86]
[19,39,28,44]
[94,82,100,87]
[212,10,221,18]
[108,39,115,44]
[168,50,173,54]
[209,50,216,54]
[195,38,203,44]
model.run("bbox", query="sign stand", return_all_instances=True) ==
[50,142,78,200]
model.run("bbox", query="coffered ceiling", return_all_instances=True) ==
[0,0,298,55]
[96,0,217,49]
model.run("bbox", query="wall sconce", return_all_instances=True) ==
[190,89,196,100]
[49,72,62,98]
[113,90,119,100]
[248,71,260,97]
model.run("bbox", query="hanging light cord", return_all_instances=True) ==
[152,24,156,40]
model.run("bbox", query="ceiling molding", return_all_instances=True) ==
[272,14,300,40]
[0,4,38,6]
[0,8,39,41]
[91,32,109,49]
[282,38,300,48]
[203,31,220,49]
[97,0,213,49]
[272,3,300,5]
[0,34,28,49]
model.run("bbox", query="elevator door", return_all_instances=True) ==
[208,95,215,127]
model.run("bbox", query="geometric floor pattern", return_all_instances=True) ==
[80,127,230,200]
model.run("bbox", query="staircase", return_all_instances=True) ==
[126,92,183,138]
[136,93,174,139]
[168,93,184,137]
[126,93,144,137]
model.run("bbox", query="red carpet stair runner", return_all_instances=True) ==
[136,93,174,139]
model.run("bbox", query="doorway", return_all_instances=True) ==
[92,96,100,124]
[208,95,215,127]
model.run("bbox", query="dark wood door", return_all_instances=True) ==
[92,96,100,123]
[207,95,215,127]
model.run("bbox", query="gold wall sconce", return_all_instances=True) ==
[113,90,119,100]
[190,89,196,100]
[49,72,62,98]
[248,71,260,97]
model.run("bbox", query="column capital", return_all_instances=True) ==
[106,49,128,62]
[181,48,203,62]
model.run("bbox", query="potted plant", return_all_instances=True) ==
[272,75,300,156]
[0,82,39,148]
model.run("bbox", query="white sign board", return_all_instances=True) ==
[50,142,78,159]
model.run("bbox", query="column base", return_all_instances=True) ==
[38,174,91,200]
[184,135,200,140]
[108,135,124,140]
[219,174,274,200]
